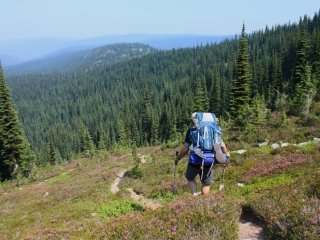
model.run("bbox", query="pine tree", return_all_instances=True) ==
[159,111,170,142]
[117,119,128,146]
[193,77,209,112]
[49,138,56,165]
[0,66,34,180]
[150,116,159,145]
[229,24,252,126]
[141,90,153,144]
[97,123,107,150]
[291,26,316,117]
[292,25,309,92]
[250,95,268,126]
[209,71,222,116]
[79,125,95,155]
[292,64,316,117]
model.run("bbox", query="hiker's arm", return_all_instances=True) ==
[175,143,190,164]
[221,141,230,158]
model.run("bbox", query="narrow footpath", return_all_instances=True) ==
[238,208,266,240]
[110,154,162,210]
[110,153,267,239]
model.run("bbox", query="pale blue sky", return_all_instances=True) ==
[1,0,319,40]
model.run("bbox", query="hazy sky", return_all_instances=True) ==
[1,0,319,40]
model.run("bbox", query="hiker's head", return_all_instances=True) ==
[191,112,198,127]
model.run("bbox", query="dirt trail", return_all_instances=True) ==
[127,188,161,210]
[238,208,266,240]
[110,154,162,210]
[110,153,266,238]
[110,170,126,194]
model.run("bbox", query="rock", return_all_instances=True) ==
[236,183,245,187]
[271,143,280,150]
[232,149,247,154]
[314,137,320,142]
[43,192,49,198]
[297,141,312,146]
[258,141,269,147]
[280,142,289,147]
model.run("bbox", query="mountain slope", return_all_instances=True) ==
[0,34,230,68]
[0,137,319,239]
[5,10,320,164]
[6,43,157,74]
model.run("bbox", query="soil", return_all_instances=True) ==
[127,188,162,210]
[109,153,267,238]
[238,208,266,240]
[110,170,126,194]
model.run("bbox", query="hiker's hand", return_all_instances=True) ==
[226,152,230,158]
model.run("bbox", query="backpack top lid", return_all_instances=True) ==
[191,112,218,128]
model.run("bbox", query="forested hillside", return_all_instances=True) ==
[6,43,156,74]
[6,11,320,164]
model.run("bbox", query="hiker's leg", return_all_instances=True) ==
[201,165,213,196]
[185,164,200,195]
[201,185,210,196]
[188,180,197,194]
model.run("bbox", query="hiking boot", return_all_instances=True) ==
[214,143,225,164]
[192,192,201,196]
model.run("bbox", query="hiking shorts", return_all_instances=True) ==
[185,163,213,186]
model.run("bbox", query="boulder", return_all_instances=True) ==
[271,143,280,150]
[258,141,269,147]
[297,141,312,146]
[236,183,245,187]
[280,142,289,147]
[232,149,247,154]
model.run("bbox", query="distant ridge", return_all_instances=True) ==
[1,34,230,69]
[6,43,157,74]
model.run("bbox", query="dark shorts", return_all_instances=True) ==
[185,163,214,186]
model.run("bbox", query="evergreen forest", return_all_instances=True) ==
[2,11,320,173]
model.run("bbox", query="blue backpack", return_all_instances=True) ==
[188,112,223,165]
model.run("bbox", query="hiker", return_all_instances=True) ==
[175,112,230,196]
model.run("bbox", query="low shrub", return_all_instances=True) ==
[247,177,320,240]
[126,165,144,179]
[96,199,143,219]
[297,142,318,154]
[240,154,312,181]
[100,194,240,240]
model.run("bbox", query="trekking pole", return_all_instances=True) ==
[173,151,179,194]
[219,156,229,191]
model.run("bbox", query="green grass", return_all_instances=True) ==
[96,199,144,218]
[1,108,320,239]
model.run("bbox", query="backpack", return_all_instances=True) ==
[188,112,225,165]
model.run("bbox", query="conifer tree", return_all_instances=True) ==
[141,90,153,144]
[79,125,95,155]
[159,111,170,142]
[49,138,56,165]
[193,77,209,112]
[117,120,128,146]
[292,64,316,117]
[209,71,222,116]
[150,116,159,145]
[0,66,34,180]
[311,31,320,98]
[291,26,316,117]
[292,26,309,91]
[229,24,252,125]
[97,124,107,150]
